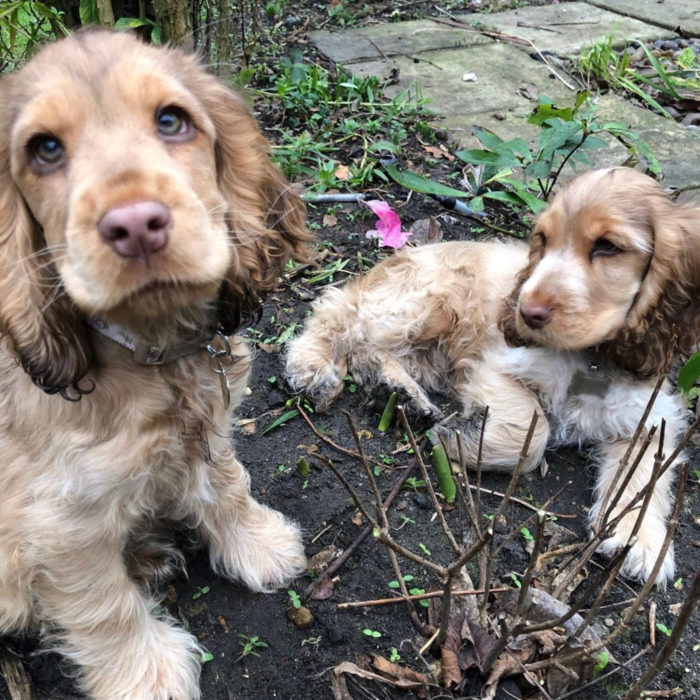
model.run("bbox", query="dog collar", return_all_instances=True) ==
[568,348,611,398]
[87,319,216,365]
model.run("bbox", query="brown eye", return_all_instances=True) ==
[591,237,622,261]
[156,106,193,141]
[28,134,65,173]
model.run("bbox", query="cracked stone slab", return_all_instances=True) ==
[309,19,490,65]
[347,43,572,119]
[455,1,677,56]
[586,0,700,37]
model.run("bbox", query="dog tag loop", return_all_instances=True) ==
[205,330,236,409]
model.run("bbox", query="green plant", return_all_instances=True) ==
[235,634,268,661]
[192,585,210,600]
[261,51,430,191]
[656,622,672,637]
[389,647,401,662]
[288,590,301,609]
[456,92,659,210]
[577,33,699,119]
[362,628,382,638]
[0,0,66,70]
[402,477,426,492]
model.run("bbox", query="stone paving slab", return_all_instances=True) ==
[586,0,700,38]
[309,2,700,188]
[309,19,490,65]
[348,43,572,117]
[456,2,677,56]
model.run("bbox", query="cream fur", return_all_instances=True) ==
[287,168,700,587]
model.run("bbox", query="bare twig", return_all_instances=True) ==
[337,586,510,609]
[624,570,700,700]
[517,511,546,615]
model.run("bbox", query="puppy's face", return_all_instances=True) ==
[513,169,657,349]
[6,33,233,321]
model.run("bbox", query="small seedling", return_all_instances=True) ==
[656,622,672,637]
[402,477,426,492]
[200,650,214,664]
[409,587,429,608]
[236,634,268,661]
[288,590,302,609]
[362,628,382,638]
[593,649,609,677]
[418,543,431,557]
[192,585,210,600]
[389,647,401,662]
[509,573,522,588]
[521,527,534,542]
[387,574,415,588]
[673,577,683,590]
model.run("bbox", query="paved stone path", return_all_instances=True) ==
[310,1,700,189]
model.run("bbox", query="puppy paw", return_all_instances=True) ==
[214,505,306,592]
[595,513,674,586]
[85,620,202,700]
[285,343,346,411]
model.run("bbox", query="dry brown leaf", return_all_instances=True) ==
[421,144,455,162]
[307,545,343,575]
[371,654,431,686]
[332,660,428,691]
[323,214,338,227]
[309,575,335,601]
[351,510,364,527]
[409,217,443,246]
[441,621,463,687]
[334,164,350,180]
[461,618,495,670]
[241,422,257,435]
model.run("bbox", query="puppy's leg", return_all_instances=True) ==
[197,450,306,592]
[286,287,352,410]
[437,364,550,473]
[589,435,676,585]
[35,537,202,700]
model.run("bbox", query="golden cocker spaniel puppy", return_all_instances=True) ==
[0,30,311,699]
[287,168,699,586]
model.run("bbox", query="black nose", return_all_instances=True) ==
[520,302,553,329]
[98,200,171,259]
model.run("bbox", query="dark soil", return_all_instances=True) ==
[2,2,699,699]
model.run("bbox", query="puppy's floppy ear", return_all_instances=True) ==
[600,195,700,377]
[189,70,312,332]
[497,232,545,347]
[0,90,92,396]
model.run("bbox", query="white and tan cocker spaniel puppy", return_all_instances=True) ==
[0,30,311,699]
[287,168,699,586]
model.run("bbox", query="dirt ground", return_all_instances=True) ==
[2,1,699,699]
[5,195,699,700]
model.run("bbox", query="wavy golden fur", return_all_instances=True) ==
[499,168,700,376]
[0,30,310,699]
[287,167,699,588]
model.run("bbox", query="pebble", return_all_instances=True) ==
[604,617,615,627]
[287,605,314,628]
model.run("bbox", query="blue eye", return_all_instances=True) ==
[156,107,191,139]
[28,134,65,173]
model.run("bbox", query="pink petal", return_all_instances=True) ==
[363,199,393,217]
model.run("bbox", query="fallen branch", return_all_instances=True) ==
[337,586,510,609]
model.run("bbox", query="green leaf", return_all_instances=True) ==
[528,103,574,126]
[79,0,98,24]
[369,140,400,154]
[455,149,521,169]
[201,651,215,663]
[114,17,156,29]
[384,164,471,197]
[656,622,672,637]
[678,352,700,394]
[521,527,534,542]
[593,650,609,677]
[260,409,300,435]
[472,126,505,150]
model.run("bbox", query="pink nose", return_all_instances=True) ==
[98,201,170,259]
[520,302,553,329]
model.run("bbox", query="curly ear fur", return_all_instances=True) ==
[598,197,700,377]
[0,95,92,396]
[184,71,312,333]
[497,232,544,347]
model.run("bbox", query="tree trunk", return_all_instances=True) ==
[96,0,115,25]
[153,0,193,50]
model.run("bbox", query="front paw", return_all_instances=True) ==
[215,505,306,593]
[85,620,202,700]
[595,513,674,586]
[285,350,345,411]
